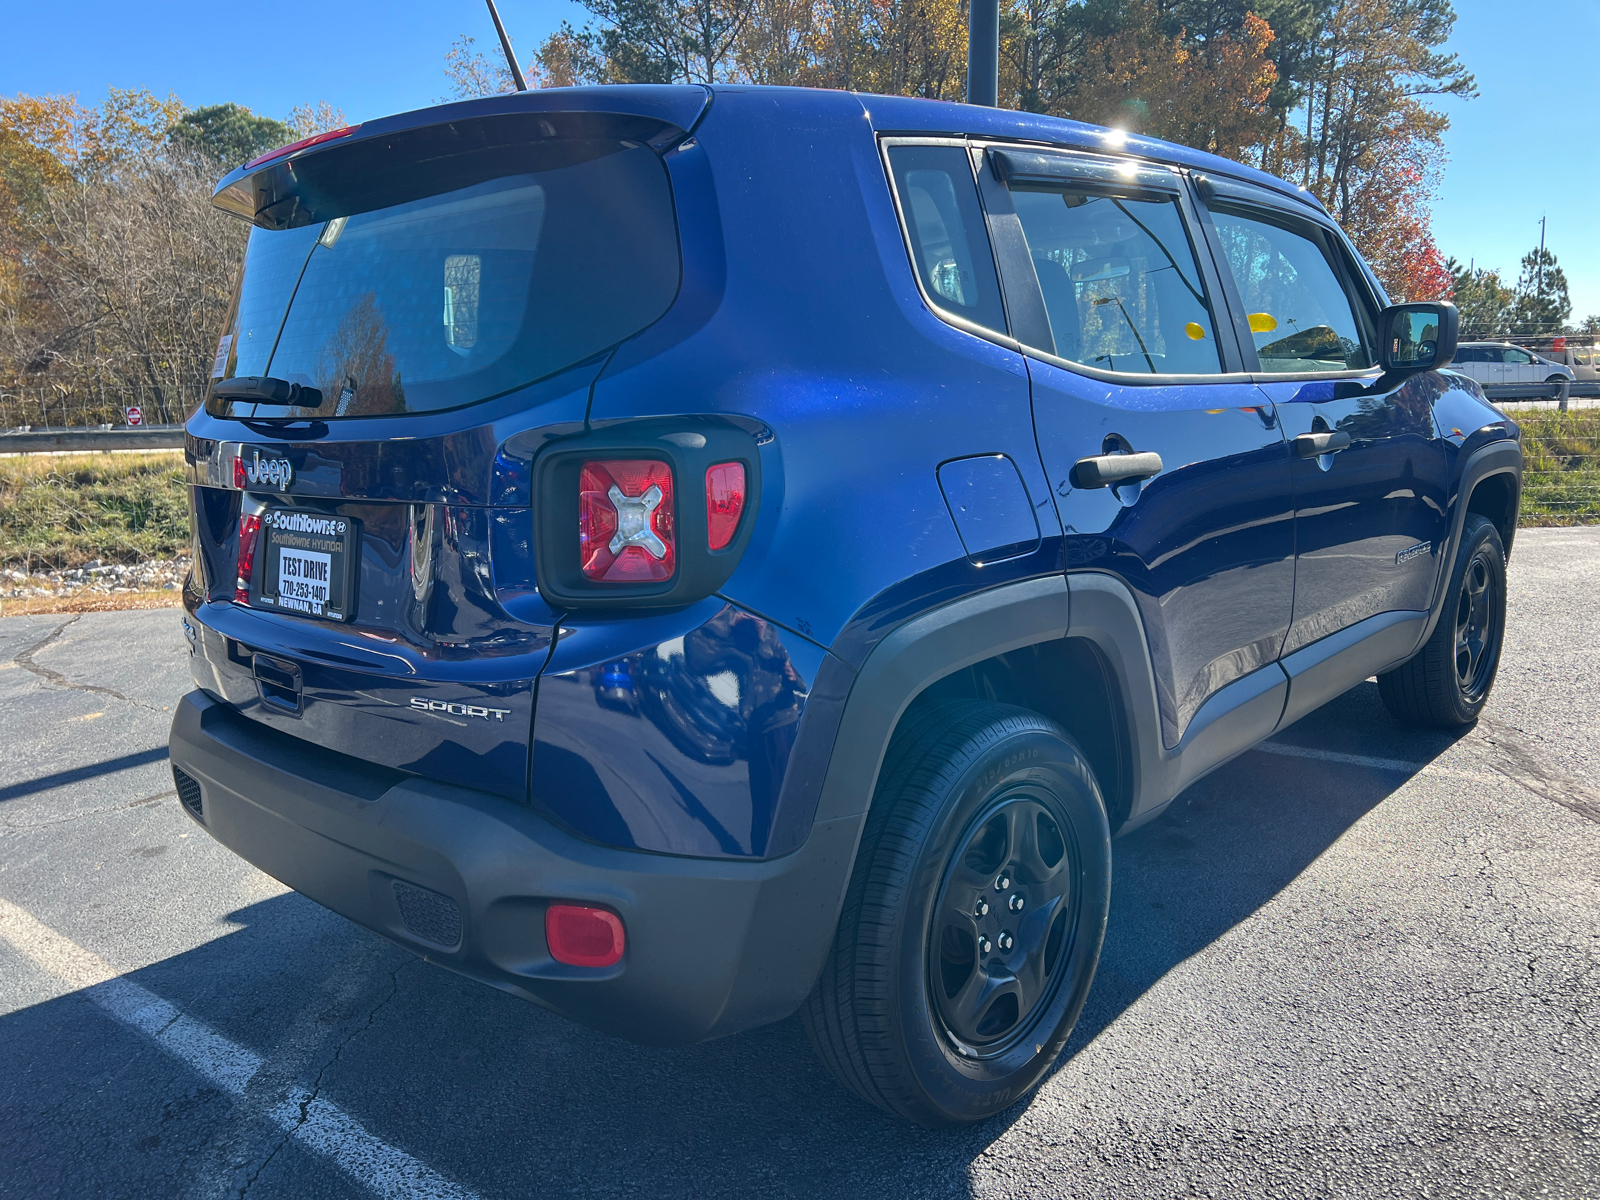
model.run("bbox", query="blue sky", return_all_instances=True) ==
[1,0,1593,320]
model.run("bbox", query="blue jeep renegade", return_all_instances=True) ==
[170,84,1521,1126]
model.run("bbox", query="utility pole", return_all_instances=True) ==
[1537,214,1546,299]
[967,0,999,106]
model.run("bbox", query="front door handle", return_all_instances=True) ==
[1293,430,1352,458]
[1070,450,1164,489]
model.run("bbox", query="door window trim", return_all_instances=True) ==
[972,141,1254,385]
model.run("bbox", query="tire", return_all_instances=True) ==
[801,700,1112,1126]
[1545,374,1571,402]
[1378,513,1507,728]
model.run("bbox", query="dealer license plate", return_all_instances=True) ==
[257,509,358,621]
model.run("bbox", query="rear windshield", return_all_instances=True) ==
[208,139,679,419]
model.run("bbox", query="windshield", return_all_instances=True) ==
[208,140,679,419]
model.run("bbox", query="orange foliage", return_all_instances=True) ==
[1069,4,1278,160]
[0,88,183,172]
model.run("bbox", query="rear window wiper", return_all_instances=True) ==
[212,376,324,408]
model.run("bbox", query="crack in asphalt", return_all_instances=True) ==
[2,788,175,832]
[1474,717,1600,828]
[234,959,412,1199]
[12,616,162,711]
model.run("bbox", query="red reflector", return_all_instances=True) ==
[578,459,675,583]
[244,125,360,169]
[232,455,246,489]
[705,462,746,551]
[235,513,262,604]
[545,904,625,967]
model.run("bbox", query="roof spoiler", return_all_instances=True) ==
[212,86,711,229]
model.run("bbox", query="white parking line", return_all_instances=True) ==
[1252,743,1427,772]
[0,896,478,1200]
[1251,742,1498,783]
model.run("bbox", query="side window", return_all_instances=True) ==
[1209,207,1374,373]
[886,146,1008,335]
[1010,184,1223,375]
[1502,347,1532,365]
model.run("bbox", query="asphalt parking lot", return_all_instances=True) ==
[2,526,1597,1200]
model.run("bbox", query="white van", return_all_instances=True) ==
[1451,341,1575,397]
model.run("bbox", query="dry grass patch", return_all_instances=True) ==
[0,450,189,571]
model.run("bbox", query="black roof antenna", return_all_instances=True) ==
[485,0,530,91]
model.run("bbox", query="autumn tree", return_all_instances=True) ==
[1065,1,1279,159]
[288,101,350,138]
[0,89,345,423]
[1257,0,1471,297]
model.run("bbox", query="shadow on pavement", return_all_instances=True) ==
[0,747,170,804]
[0,684,1473,1199]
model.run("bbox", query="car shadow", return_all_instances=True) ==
[0,684,1475,1199]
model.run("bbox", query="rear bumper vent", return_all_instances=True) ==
[393,880,462,948]
[173,767,204,819]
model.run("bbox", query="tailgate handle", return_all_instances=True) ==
[252,653,303,713]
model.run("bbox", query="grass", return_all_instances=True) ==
[1514,409,1600,526]
[0,450,189,572]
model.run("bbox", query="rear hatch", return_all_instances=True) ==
[185,91,705,800]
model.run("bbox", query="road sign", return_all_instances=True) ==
[124,407,142,426]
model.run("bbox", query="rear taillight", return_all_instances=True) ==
[705,462,746,551]
[235,513,261,604]
[232,455,246,489]
[579,460,675,583]
[545,904,625,968]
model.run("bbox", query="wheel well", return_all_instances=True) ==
[899,637,1134,829]
[1466,471,1518,558]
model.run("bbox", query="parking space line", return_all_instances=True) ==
[1251,742,1499,783]
[1252,743,1427,772]
[0,896,479,1200]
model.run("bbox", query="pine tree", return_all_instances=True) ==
[1511,246,1570,336]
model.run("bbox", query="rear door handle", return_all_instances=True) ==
[1293,430,1352,458]
[1070,450,1164,489]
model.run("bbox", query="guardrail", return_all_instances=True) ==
[1482,381,1600,403]
[0,425,187,454]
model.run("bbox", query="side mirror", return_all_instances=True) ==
[1379,301,1459,376]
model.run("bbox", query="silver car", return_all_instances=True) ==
[1451,341,1576,397]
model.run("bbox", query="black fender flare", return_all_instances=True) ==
[810,573,1072,825]
[1415,435,1522,651]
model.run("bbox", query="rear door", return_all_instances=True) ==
[979,146,1296,751]
[1481,345,1508,387]
[1501,345,1537,384]
[1451,345,1490,384]
[1192,179,1450,709]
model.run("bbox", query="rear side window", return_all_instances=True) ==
[210,141,679,419]
[1010,185,1223,375]
[887,146,1007,335]
[1209,207,1373,373]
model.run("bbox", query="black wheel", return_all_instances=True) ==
[801,700,1112,1126]
[1545,374,1570,401]
[1378,513,1507,728]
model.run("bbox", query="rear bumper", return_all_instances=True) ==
[168,690,861,1045]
